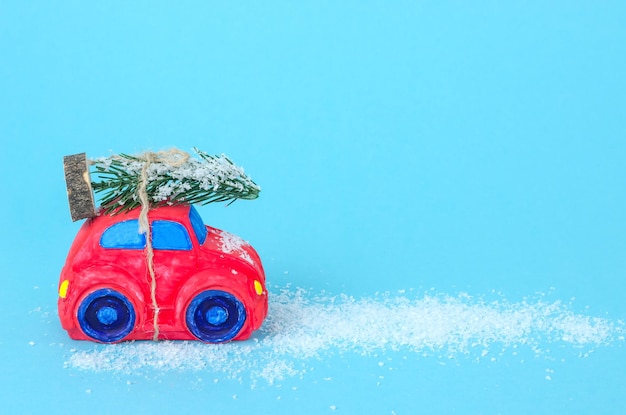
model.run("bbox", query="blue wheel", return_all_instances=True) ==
[186,290,246,343]
[77,288,136,343]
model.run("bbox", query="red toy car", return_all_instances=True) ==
[58,204,268,343]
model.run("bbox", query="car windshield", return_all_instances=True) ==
[188,205,207,245]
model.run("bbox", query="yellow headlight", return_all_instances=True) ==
[253,280,263,296]
[59,280,69,299]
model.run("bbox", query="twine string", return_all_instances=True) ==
[136,149,190,341]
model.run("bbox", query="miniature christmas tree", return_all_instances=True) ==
[91,147,260,215]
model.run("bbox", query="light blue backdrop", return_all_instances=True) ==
[1,1,625,414]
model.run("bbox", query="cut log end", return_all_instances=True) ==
[64,153,97,221]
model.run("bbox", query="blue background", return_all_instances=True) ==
[1,1,625,414]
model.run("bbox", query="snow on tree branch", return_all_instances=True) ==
[91,147,260,214]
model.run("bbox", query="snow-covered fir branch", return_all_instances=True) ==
[91,148,260,214]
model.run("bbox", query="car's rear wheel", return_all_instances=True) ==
[185,290,246,343]
[77,288,136,343]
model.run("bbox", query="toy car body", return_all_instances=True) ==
[58,204,268,343]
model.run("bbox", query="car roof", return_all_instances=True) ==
[93,204,194,227]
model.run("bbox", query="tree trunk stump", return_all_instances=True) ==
[64,153,97,221]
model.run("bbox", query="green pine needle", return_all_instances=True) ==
[91,148,260,214]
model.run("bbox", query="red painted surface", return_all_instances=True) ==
[58,204,268,343]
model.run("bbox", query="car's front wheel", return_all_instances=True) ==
[185,290,246,343]
[77,288,137,343]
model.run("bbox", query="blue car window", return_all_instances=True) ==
[100,220,146,249]
[188,205,207,245]
[152,220,192,250]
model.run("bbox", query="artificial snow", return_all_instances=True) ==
[65,286,624,385]
[219,230,255,265]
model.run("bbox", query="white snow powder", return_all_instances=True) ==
[219,230,255,265]
[65,287,624,385]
